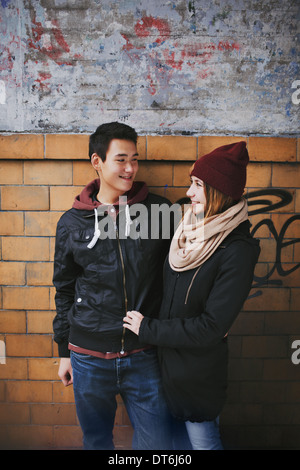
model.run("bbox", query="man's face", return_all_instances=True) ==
[95,139,139,203]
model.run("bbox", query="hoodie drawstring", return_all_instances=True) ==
[125,205,133,237]
[87,208,101,249]
[87,205,133,249]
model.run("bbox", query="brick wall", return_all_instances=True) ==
[0,133,299,449]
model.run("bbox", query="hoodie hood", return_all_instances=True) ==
[72,178,149,249]
[72,178,149,211]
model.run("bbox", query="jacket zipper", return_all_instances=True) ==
[184,266,201,305]
[116,225,127,355]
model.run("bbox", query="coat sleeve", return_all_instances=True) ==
[52,219,81,357]
[139,241,259,349]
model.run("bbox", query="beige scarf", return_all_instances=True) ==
[169,198,248,272]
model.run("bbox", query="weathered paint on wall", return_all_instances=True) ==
[0,0,299,134]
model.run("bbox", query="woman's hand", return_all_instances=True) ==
[123,311,144,336]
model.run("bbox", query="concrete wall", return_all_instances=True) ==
[0,0,300,451]
[0,0,299,134]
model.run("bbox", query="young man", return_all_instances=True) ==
[52,122,174,450]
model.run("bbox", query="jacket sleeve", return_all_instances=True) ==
[52,219,81,357]
[139,241,259,349]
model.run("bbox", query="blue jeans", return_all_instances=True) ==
[185,417,223,450]
[71,349,174,450]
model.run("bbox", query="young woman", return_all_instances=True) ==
[123,141,260,450]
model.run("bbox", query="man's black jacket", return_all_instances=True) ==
[53,179,173,357]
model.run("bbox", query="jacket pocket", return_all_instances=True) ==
[72,228,95,244]
[70,291,104,333]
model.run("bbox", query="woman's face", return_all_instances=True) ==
[186,176,206,215]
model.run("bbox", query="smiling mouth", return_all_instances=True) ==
[120,175,133,180]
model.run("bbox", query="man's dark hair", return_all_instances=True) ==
[89,122,138,161]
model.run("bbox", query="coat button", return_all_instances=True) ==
[77,298,82,303]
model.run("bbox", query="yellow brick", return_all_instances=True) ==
[136,161,173,186]
[147,136,197,160]
[50,286,56,310]
[2,287,50,310]
[6,380,53,403]
[272,164,300,188]
[45,134,89,159]
[6,334,52,357]
[53,381,75,403]
[248,214,271,238]
[0,161,23,184]
[1,186,49,210]
[258,238,293,264]
[0,310,26,333]
[246,163,272,188]
[2,237,50,261]
[6,334,52,356]
[50,186,84,211]
[27,311,55,333]
[271,264,300,287]
[26,262,53,286]
[294,241,300,262]
[31,403,77,425]
[0,382,4,400]
[246,187,295,215]
[0,261,26,285]
[149,186,188,204]
[295,190,300,213]
[53,425,83,449]
[0,359,28,379]
[198,136,247,157]
[137,136,146,160]
[271,213,300,239]
[53,340,59,357]
[0,424,53,449]
[243,287,290,311]
[248,137,297,162]
[0,134,44,159]
[291,288,300,311]
[28,358,61,380]
[0,403,30,424]
[25,211,62,236]
[173,162,193,186]
[24,161,72,185]
[50,237,56,261]
[73,161,97,186]
[258,239,277,262]
[0,212,24,235]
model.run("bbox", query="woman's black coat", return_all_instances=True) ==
[139,220,260,423]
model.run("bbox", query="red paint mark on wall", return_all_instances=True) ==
[51,19,70,53]
[34,72,52,92]
[162,49,184,70]
[121,34,134,52]
[124,16,241,96]
[0,35,23,86]
[135,16,171,44]
[28,15,78,66]
[217,41,240,51]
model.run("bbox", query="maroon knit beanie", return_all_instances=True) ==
[190,141,249,200]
